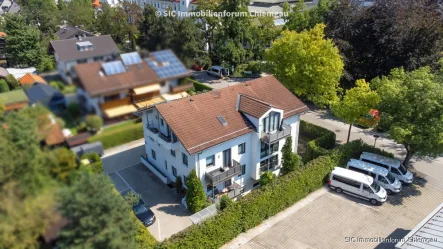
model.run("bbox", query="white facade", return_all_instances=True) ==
[125,0,198,14]
[140,97,302,202]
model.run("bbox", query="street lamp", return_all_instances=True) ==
[373,135,380,147]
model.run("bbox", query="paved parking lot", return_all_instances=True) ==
[191,71,253,89]
[239,178,443,249]
[109,163,192,241]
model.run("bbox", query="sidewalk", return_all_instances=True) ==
[221,187,328,249]
[102,138,145,158]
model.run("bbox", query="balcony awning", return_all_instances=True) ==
[132,84,161,95]
[103,104,137,118]
[134,96,166,109]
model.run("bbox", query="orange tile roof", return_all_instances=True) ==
[19,73,47,85]
[238,94,272,118]
[0,32,6,37]
[157,76,308,154]
[39,115,65,146]
[92,0,102,7]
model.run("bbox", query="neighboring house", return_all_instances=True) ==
[73,50,191,119]
[0,89,29,112]
[125,0,198,13]
[55,26,95,40]
[19,73,47,86]
[25,84,66,113]
[7,2,20,14]
[0,67,9,79]
[39,114,65,147]
[136,76,308,203]
[50,35,120,83]
[6,67,37,80]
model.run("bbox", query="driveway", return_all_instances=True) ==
[237,180,443,249]
[191,71,254,89]
[109,163,192,241]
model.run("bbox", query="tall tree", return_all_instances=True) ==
[284,0,336,32]
[57,173,136,249]
[281,136,302,174]
[332,79,380,142]
[185,170,207,213]
[373,67,443,166]
[19,0,60,34]
[250,16,279,60]
[61,0,95,31]
[265,24,344,107]
[325,0,443,87]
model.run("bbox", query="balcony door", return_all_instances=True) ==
[223,148,231,167]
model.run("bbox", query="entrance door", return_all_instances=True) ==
[223,148,231,167]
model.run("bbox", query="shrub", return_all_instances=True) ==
[0,79,9,93]
[235,64,248,75]
[87,122,143,149]
[81,153,103,174]
[332,139,394,167]
[300,120,336,162]
[67,103,81,119]
[125,192,141,207]
[85,115,103,132]
[5,75,19,90]
[187,78,213,92]
[77,122,88,133]
[259,171,274,186]
[185,169,207,213]
[219,195,234,211]
[282,136,302,174]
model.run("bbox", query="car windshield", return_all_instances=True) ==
[398,164,408,175]
[133,203,148,215]
[370,181,381,193]
[386,173,396,184]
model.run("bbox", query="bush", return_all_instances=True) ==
[5,75,19,90]
[246,61,266,74]
[235,64,248,75]
[0,79,9,93]
[187,78,213,92]
[76,122,88,133]
[67,103,81,119]
[219,195,234,211]
[81,153,103,174]
[331,139,394,167]
[87,122,144,149]
[125,192,141,206]
[259,171,274,186]
[185,169,207,213]
[300,120,336,162]
[85,115,103,132]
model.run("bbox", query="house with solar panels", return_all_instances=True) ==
[73,50,191,119]
[50,35,120,83]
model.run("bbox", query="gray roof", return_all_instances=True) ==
[25,84,64,106]
[71,142,104,158]
[395,202,443,249]
[8,2,20,14]
[55,26,94,40]
[0,67,9,78]
[50,35,119,61]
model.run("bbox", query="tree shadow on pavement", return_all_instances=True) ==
[386,177,427,206]
[373,228,410,249]
[157,204,191,217]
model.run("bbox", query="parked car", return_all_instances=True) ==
[207,66,229,78]
[133,199,156,227]
[346,159,402,195]
[359,152,413,184]
[329,167,387,205]
[358,109,380,128]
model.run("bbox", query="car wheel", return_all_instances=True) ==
[387,189,393,195]
[335,188,342,193]
[370,199,378,205]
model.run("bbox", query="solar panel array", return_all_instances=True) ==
[121,52,142,66]
[145,50,188,79]
[102,60,126,76]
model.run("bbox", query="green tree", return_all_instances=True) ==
[250,16,279,60]
[5,75,19,90]
[265,24,344,107]
[46,148,78,182]
[285,0,336,32]
[81,153,103,174]
[372,67,443,166]
[67,102,81,119]
[259,171,274,186]
[61,0,95,30]
[219,195,233,211]
[0,79,9,93]
[19,0,60,34]
[332,79,380,142]
[185,169,207,213]
[57,173,137,249]
[85,115,103,132]
[4,15,44,68]
[281,136,302,174]
[124,191,141,207]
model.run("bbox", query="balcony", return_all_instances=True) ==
[205,160,242,186]
[261,124,292,144]
[260,158,280,173]
[208,182,244,204]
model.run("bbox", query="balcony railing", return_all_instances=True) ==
[208,183,244,204]
[260,159,280,173]
[158,132,178,143]
[205,160,242,186]
[261,124,292,144]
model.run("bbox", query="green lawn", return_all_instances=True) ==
[87,120,144,149]
[59,113,79,135]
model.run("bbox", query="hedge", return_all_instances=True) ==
[154,139,393,249]
[187,78,213,92]
[300,120,336,162]
[88,122,144,149]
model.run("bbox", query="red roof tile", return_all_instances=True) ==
[238,94,272,118]
[156,76,307,154]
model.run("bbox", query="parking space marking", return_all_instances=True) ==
[116,171,134,192]
[109,162,143,175]
[119,188,131,194]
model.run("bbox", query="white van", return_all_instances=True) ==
[329,167,387,205]
[360,152,413,184]
[346,159,402,195]
[207,66,229,78]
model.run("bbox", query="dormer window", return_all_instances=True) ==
[262,111,280,133]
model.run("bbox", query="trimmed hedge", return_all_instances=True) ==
[88,122,144,149]
[187,78,213,92]
[300,120,336,162]
[155,139,393,249]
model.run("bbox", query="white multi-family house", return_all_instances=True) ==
[136,76,308,202]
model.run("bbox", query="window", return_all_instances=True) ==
[270,155,278,168]
[260,141,269,158]
[332,175,360,188]
[172,166,177,177]
[104,93,120,102]
[206,155,214,166]
[182,153,188,166]
[160,119,164,126]
[165,160,168,170]
[391,167,400,175]
[171,149,176,157]
[183,175,187,185]
[362,184,373,193]
[238,164,246,177]
[206,183,213,192]
[270,141,279,153]
[151,149,156,160]
[262,112,280,133]
[378,175,388,184]
[238,143,246,155]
